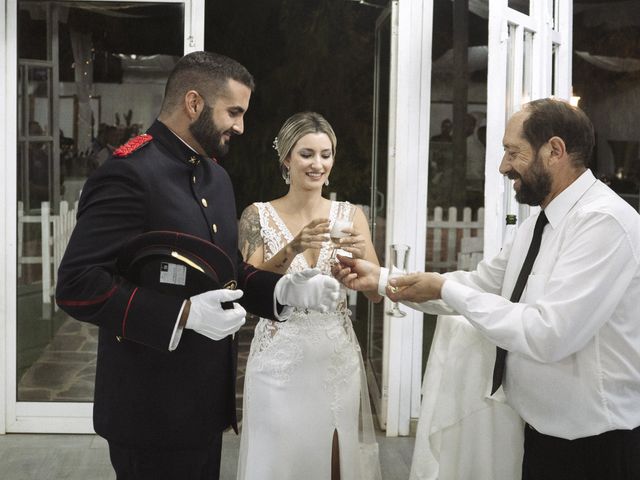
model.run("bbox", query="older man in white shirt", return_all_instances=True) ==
[336,98,640,480]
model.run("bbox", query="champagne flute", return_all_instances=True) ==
[329,202,355,263]
[386,244,410,317]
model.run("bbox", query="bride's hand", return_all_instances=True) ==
[335,226,366,259]
[289,218,330,255]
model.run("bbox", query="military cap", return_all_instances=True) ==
[117,230,237,300]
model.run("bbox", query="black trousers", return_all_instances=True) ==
[522,424,640,480]
[108,432,223,480]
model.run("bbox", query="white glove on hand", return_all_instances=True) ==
[186,289,246,341]
[274,268,340,319]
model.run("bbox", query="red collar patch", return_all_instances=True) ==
[113,134,153,158]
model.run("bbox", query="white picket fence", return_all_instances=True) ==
[427,206,484,272]
[17,201,78,306]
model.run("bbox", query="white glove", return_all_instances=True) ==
[186,289,246,341]
[274,268,341,319]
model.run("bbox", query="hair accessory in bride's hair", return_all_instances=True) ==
[272,137,279,155]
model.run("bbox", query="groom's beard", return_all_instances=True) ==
[189,102,230,159]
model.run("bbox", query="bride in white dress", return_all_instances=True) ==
[236,112,382,480]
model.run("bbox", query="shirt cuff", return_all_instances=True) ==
[377,267,390,297]
[168,301,187,351]
[440,279,477,315]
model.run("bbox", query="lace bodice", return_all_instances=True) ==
[255,200,353,314]
[255,201,337,276]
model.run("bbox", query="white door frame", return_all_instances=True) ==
[1,0,205,434]
[484,0,573,257]
[382,0,433,436]
[0,0,16,437]
[367,2,396,432]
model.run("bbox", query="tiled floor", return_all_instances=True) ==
[0,429,415,480]
[18,319,97,402]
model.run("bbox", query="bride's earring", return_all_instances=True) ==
[324,177,329,186]
[285,168,291,185]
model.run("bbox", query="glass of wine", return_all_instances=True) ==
[386,243,410,317]
[329,202,355,263]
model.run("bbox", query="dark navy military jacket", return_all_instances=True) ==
[56,120,281,450]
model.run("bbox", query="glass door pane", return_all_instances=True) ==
[16,0,185,404]
[426,0,488,273]
[573,2,640,211]
[508,0,529,16]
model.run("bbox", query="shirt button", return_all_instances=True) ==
[192,176,196,184]
[201,198,208,207]
[212,224,218,233]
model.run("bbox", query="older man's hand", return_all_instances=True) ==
[332,255,381,292]
[386,272,446,303]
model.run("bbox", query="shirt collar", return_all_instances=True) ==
[543,169,597,228]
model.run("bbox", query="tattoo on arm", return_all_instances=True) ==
[274,254,289,270]
[239,205,263,261]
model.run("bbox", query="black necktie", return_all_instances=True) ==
[491,211,549,395]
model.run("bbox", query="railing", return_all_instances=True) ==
[17,201,78,306]
[426,206,484,272]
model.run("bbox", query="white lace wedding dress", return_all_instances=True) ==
[236,201,381,480]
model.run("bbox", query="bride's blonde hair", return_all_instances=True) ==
[273,112,337,181]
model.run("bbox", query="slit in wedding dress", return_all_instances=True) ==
[331,428,341,480]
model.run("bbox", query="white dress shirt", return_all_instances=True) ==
[412,170,640,440]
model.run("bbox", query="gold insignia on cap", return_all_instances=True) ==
[171,251,204,273]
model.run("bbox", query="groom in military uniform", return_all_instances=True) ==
[56,51,339,480]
